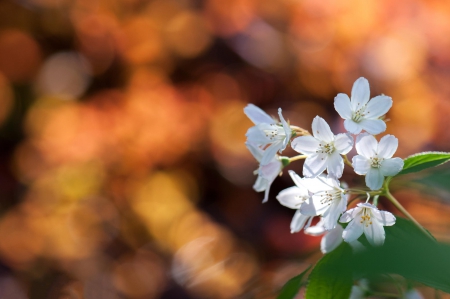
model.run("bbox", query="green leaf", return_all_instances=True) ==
[305,243,353,299]
[351,218,450,293]
[398,152,450,175]
[277,265,311,299]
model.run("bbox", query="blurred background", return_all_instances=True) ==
[0,0,450,298]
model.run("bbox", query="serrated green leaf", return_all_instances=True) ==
[305,243,353,299]
[398,152,450,175]
[277,265,311,299]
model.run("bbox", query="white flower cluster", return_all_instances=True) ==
[245,77,403,251]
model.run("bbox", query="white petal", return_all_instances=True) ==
[349,240,366,253]
[365,95,392,118]
[365,167,384,190]
[278,108,292,149]
[302,176,333,193]
[321,225,344,254]
[276,186,307,209]
[288,170,309,192]
[246,126,270,145]
[404,290,424,299]
[334,93,352,119]
[351,77,370,110]
[364,218,385,246]
[359,119,386,135]
[311,116,334,143]
[301,196,329,216]
[334,133,354,154]
[339,207,361,223]
[355,133,377,158]
[244,104,275,125]
[304,219,326,236]
[327,151,344,179]
[245,142,263,162]
[349,286,365,299]
[342,218,364,243]
[263,185,271,203]
[380,158,404,177]
[303,153,328,177]
[260,142,283,165]
[344,119,363,134]
[377,134,398,159]
[290,210,310,233]
[253,175,266,192]
[322,202,342,230]
[260,160,282,180]
[373,210,396,226]
[352,155,371,175]
[291,136,320,155]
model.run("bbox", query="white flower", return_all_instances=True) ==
[291,116,353,178]
[352,133,404,190]
[334,77,392,135]
[299,175,348,231]
[304,218,344,254]
[340,203,395,247]
[246,142,282,203]
[276,170,314,233]
[403,289,424,299]
[245,104,292,165]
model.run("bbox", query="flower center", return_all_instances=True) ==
[316,142,335,155]
[318,189,341,206]
[264,124,284,141]
[360,209,373,227]
[352,103,368,123]
[370,156,384,168]
[294,195,309,207]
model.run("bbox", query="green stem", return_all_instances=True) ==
[289,155,307,162]
[342,154,352,167]
[384,189,433,240]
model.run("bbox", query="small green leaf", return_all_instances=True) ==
[277,265,311,299]
[398,152,450,175]
[305,243,353,299]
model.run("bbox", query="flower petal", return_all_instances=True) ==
[339,207,361,223]
[301,196,329,216]
[321,225,344,254]
[327,151,344,179]
[364,218,385,246]
[344,119,363,134]
[352,155,371,175]
[278,108,292,150]
[246,126,270,145]
[377,134,398,159]
[342,218,364,243]
[245,142,263,162]
[253,175,266,192]
[302,176,333,193]
[351,77,370,110]
[365,95,392,118]
[334,133,354,154]
[365,167,384,190]
[334,93,352,119]
[322,202,342,230]
[380,158,404,177]
[303,153,328,177]
[355,133,378,158]
[277,186,307,209]
[288,170,309,191]
[304,219,326,236]
[260,142,282,165]
[260,160,282,180]
[373,210,396,226]
[290,210,310,233]
[244,104,275,125]
[359,119,386,135]
[291,136,320,155]
[312,116,334,143]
